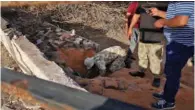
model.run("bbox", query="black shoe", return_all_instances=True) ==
[153,92,163,100]
[152,78,161,88]
[129,71,145,78]
[151,99,175,110]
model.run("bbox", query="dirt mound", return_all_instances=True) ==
[58,48,96,76]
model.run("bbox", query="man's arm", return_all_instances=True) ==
[164,2,192,27]
[154,15,189,28]
[164,15,189,27]
[155,2,193,28]
[128,14,140,37]
[125,2,137,37]
[129,14,140,29]
[125,13,131,34]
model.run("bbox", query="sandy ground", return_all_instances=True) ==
[1,43,19,69]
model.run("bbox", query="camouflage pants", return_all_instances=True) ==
[138,42,164,75]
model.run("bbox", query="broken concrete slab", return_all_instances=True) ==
[0,27,87,92]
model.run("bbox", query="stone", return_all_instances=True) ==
[59,33,72,40]
[70,29,76,36]
[86,84,103,95]
[104,79,118,89]
[55,28,61,32]
[73,37,83,46]
[57,32,63,36]
[90,79,104,87]
[53,40,64,45]
[38,30,44,35]
[83,40,94,49]
[118,80,129,90]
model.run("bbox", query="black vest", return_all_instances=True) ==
[138,2,168,43]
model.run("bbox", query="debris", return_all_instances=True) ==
[83,40,94,49]
[55,28,61,32]
[48,40,58,50]
[59,33,72,40]
[70,29,76,36]
[73,37,83,46]
[15,31,22,36]
[36,39,43,45]
[43,28,52,37]
[53,40,65,45]
[56,32,63,36]
[104,79,118,89]
[12,35,18,40]
[37,31,44,36]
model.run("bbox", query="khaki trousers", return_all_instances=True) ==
[138,42,164,76]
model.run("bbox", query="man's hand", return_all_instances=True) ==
[154,19,166,28]
[149,7,166,18]
[149,7,159,16]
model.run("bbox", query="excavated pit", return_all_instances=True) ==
[1,2,194,109]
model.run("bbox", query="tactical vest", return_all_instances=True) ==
[138,1,168,43]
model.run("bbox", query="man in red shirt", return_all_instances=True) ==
[125,1,140,68]
[126,1,139,30]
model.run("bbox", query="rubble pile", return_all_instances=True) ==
[3,10,128,78]
[2,10,99,70]
[10,12,99,51]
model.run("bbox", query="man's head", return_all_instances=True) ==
[84,57,95,70]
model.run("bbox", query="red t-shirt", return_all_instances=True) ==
[127,1,140,28]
